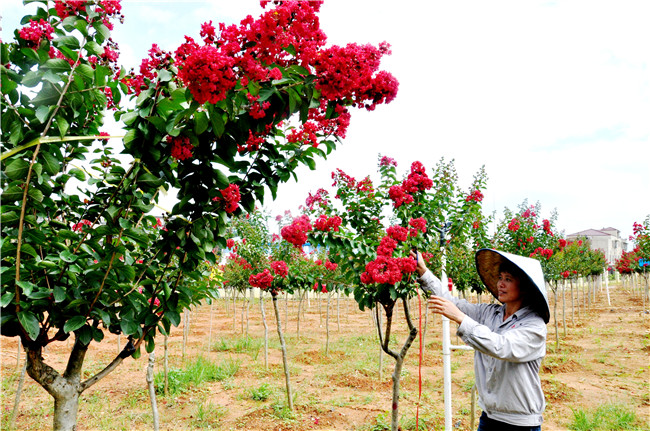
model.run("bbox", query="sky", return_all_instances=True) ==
[2,1,649,244]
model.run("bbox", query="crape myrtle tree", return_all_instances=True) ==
[292,156,487,431]
[0,1,398,429]
[615,216,650,299]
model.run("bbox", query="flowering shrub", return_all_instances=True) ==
[1,1,396,426]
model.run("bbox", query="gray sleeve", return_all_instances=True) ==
[457,317,547,362]
[418,270,483,322]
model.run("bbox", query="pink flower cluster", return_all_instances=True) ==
[388,161,433,208]
[169,136,193,161]
[18,19,54,47]
[281,215,312,248]
[465,190,484,202]
[271,260,288,278]
[313,215,342,232]
[379,156,397,167]
[305,188,330,210]
[249,269,273,290]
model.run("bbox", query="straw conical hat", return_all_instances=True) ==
[475,248,550,324]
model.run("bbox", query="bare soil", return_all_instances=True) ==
[1,283,649,430]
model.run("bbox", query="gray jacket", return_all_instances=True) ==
[419,270,547,427]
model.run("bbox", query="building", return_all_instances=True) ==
[566,227,628,265]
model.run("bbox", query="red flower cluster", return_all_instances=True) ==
[408,217,427,235]
[558,238,567,249]
[472,221,481,230]
[287,121,319,147]
[521,206,536,219]
[19,19,54,47]
[542,219,553,235]
[465,189,484,202]
[228,252,252,270]
[226,238,235,249]
[281,215,312,248]
[387,225,409,242]
[177,45,237,104]
[72,219,92,232]
[213,184,240,214]
[530,247,553,259]
[249,269,273,290]
[360,255,417,285]
[247,93,271,119]
[324,260,338,271]
[169,136,193,161]
[314,42,398,111]
[313,215,342,232]
[271,260,288,278]
[561,270,570,278]
[508,218,520,232]
[388,161,432,208]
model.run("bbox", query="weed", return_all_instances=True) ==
[213,336,262,359]
[154,355,240,396]
[250,383,272,401]
[191,402,225,428]
[569,403,641,430]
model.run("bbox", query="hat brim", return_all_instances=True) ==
[475,248,550,324]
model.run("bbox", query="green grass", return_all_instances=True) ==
[190,402,226,428]
[154,355,240,396]
[213,336,262,359]
[249,383,272,401]
[569,403,641,430]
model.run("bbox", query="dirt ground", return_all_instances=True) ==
[1,282,649,430]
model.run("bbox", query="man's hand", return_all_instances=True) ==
[428,296,466,324]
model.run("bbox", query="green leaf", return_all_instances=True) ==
[4,158,30,180]
[137,173,162,189]
[17,311,40,341]
[194,111,209,135]
[53,285,66,302]
[76,64,95,80]
[32,82,61,106]
[1,292,15,308]
[208,106,225,137]
[60,250,78,263]
[53,35,80,50]
[35,105,51,123]
[43,58,71,73]
[69,167,86,181]
[1,186,24,202]
[42,151,61,175]
[120,318,139,336]
[166,310,181,326]
[27,187,44,203]
[64,315,87,333]
[21,70,42,87]
[20,244,38,258]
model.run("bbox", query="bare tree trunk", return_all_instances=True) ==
[296,289,304,340]
[146,351,160,431]
[182,310,190,360]
[9,353,27,430]
[325,292,331,356]
[164,335,169,397]
[562,279,567,337]
[374,298,418,431]
[284,291,289,332]
[336,291,341,332]
[208,300,214,350]
[260,292,269,369]
[272,293,294,411]
[570,279,575,324]
[553,282,559,351]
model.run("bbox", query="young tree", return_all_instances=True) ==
[299,156,487,431]
[0,2,397,429]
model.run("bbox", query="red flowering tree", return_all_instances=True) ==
[0,2,397,429]
[299,156,487,431]
[615,217,650,291]
[493,200,560,279]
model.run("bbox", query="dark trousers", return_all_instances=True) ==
[478,412,541,431]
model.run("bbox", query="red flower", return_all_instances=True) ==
[271,260,288,278]
[281,215,312,248]
[379,156,397,167]
[226,239,235,249]
[169,136,193,161]
[465,190,484,202]
[387,225,409,242]
[18,19,54,47]
[249,269,273,290]
[213,184,240,213]
[408,217,427,234]
[508,218,520,232]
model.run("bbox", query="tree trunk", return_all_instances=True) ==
[25,337,133,431]
[164,335,169,396]
[562,279,567,337]
[146,351,159,431]
[336,291,341,332]
[272,293,293,410]
[296,289,304,340]
[374,298,418,431]
[260,292,269,369]
[325,292,331,356]
[553,283,559,351]
[9,353,27,430]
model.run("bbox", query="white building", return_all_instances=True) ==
[566,227,628,265]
